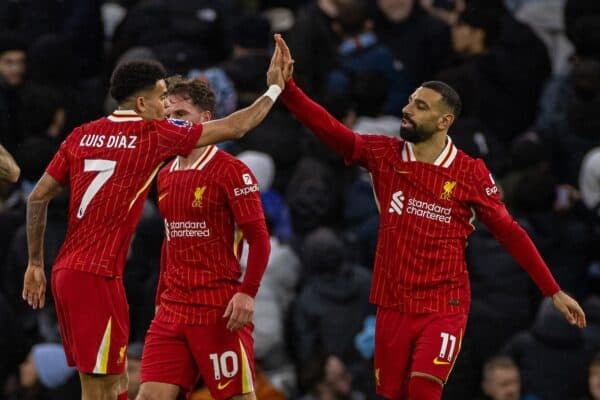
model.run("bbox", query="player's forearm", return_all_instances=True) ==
[488,214,560,296]
[197,94,277,146]
[26,198,49,267]
[239,220,271,297]
[26,174,63,266]
[281,79,356,159]
[0,144,20,182]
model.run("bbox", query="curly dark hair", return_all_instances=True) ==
[166,76,216,114]
[109,60,167,103]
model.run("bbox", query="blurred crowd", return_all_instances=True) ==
[0,0,600,399]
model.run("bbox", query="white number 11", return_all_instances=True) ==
[439,332,457,361]
[77,159,116,219]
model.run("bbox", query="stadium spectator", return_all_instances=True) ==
[298,353,366,400]
[581,352,600,400]
[503,298,591,400]
[0,33,27,153]
[480,355,524,400]
[275,35,585,399]
[371,0,451,88]
[292,227,372,392]
[11,342,80,400]
[286,0,346,96]
[325,0,412,117]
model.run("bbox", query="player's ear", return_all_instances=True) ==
[135,96,146,113]
[201,110,212,123]
[438,113,455,130]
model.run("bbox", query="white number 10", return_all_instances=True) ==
[209,351,239,380]
[77,159,116,219]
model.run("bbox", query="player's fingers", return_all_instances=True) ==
[39,289,46,309]
[26,291,34,307]
[227,307,241,331]
[277,35,292,61]
[223,301,233,318]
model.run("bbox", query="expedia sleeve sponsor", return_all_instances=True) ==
[233,184,259,197]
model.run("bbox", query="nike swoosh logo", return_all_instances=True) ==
[158,192,169,201]
[433,357,451,365]
[217,379,234,390]
[393,168,410,174]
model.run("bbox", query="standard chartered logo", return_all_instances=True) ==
[164,219,210,240]
[388,190,452,223]
[389,191,405,214]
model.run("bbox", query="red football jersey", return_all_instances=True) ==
[46,110,202,277]
[350,135,553,313]
[281,79,559,314]
[155,145,265,325]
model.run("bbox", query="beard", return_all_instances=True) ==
[399,118,435,143]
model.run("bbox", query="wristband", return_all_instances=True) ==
[263,85,282,102]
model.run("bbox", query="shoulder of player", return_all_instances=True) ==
[214,150,251,172]
[358,133,402,153]
[452,150,491,181]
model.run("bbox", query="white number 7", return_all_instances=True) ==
[77,159,117,219]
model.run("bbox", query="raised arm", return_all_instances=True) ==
[195,35,289,146]
[0,143,20,182]
[23,173,63,309]
[274,35,358,160]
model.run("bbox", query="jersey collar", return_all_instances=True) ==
[171,145,218,172]
[107,109,143,122]
[402,136,457,168]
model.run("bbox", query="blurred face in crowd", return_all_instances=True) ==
[400,87,451,143]
[589,363,600,400]
[451,22,485,54]
[318,0,355,18]
[0,50,26,86]
[165,94,212,124]
[319,356,353,400]
[377,0,415,22]
[482,366,520,400]
[137,79,167,120]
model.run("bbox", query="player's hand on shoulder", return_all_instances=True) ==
[551,290,586,328]
[22,263,46,309]
[223,292,254,331]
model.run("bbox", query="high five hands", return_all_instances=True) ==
[266,34,294,90]
[271,34,294,84]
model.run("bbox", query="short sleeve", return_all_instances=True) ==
[154,118,203,159]
[46,139,70,186]
[223,161,265,225]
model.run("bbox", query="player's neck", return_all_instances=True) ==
[178,146,208,170]
[412,132,448,164]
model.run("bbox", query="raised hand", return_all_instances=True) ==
[274,34,294,82]
[22,264,46,309]
[552,290,586,328]
[223,292,254,331]
[266,37,285,90]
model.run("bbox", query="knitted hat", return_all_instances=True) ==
[0,32,27,55]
